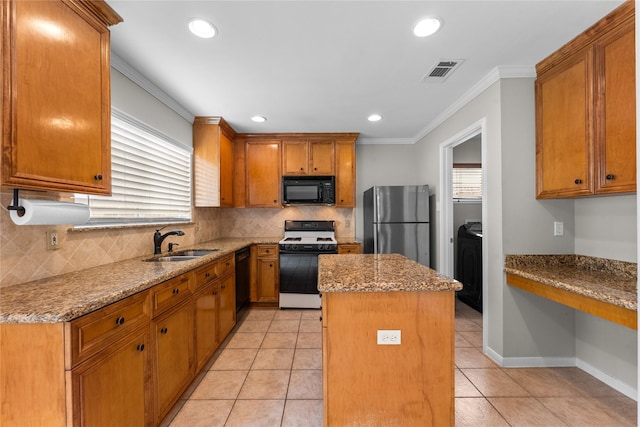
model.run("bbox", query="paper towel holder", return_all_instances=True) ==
[7,189,26,217]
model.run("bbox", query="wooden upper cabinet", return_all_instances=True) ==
[536,50,594,197]
[282,140,335,175]
[595,18,636,194]
[310,140,335,175]
[1,0,122,194]
[246,140,281,207]
[335,138,357,207]
[282,140,309,175]
[536,1,635,198]
[193,117,236,207]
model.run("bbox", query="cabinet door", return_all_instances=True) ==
[70,327,152,427]
[153,302,195,423]
[256,258,279,303]
[310,141,335,175]
[282,141,308,175]
[246,140,281,207]
[218,273,236,339]
[335,140,356,207]
[2,0,119,194]
[536,50,594,198]
[595,22,636,194]
[194,283,218,371]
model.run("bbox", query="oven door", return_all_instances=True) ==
[279,252,320,295]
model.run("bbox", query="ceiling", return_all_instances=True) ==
[108,1,624,144]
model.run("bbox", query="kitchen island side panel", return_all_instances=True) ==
[323,290,455,426]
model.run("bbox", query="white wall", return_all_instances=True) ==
[111,70,193,147]
[573,195,637,396]
[354,144,417,239]
[355,76,637,397]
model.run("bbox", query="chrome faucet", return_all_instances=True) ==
[154,228,185,254]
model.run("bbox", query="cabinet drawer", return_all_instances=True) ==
[67,291,150,368]
[152,274,192,317]
[194,261,218,290]
[217,254,235,277]
[257,245,278,257]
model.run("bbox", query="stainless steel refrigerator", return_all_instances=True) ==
[363,185,430,266]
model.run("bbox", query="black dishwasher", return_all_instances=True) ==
[235,248,250,312]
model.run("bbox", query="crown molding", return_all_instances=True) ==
[358,65,536,145]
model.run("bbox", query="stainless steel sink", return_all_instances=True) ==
[171,249,219,257]
[152,255,201,262]
[144,249,219,262]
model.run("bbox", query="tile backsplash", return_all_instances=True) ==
[0,190,354,288]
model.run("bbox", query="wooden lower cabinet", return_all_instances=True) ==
[194,282,219,370]
[1,262,238,426]
[153,300,195,423]
[322,291,455,426]
[70,327,152,427]
[251,244,279,303]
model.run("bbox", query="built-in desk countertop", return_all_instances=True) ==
[505,255,637,330]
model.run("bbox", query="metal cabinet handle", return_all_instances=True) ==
[574,178,582,184]
[173,288,180,295]
[606,174,615,180]
[136,344,145,352]
[115,317,125,325]
[94,174,103,180]
[160,327,168,334]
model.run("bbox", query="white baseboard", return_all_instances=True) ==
[576,358,638,401]
[483,346,637,401]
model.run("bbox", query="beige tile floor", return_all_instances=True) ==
[163,300,637,427]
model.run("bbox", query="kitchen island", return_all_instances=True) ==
[318,253,462,427]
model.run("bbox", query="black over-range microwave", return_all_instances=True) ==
[282,176,335,205]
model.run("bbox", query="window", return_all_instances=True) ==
[452,163,482,200]
[75,109,192,226]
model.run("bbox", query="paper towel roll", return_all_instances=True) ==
[9,199,90,226]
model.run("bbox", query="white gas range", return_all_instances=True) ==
[278,220,337,309]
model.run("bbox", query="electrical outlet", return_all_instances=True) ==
[553,221,564,236]
[377,330,401,345]
[46,230,60,250]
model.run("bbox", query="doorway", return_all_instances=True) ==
[438,119,486,312]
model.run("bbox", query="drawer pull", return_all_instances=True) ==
[221,285,226,289]
[94,174,103,180]
[205,272,211,278]
[136,344,145,352]
[173,288,180,295]
[574,178,582,184]
[606,174,615,180]
[160,327,168,334]
[212,290,217,295]
[115,317,125,326]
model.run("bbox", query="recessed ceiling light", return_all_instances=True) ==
[413,18,441,37]
[251,116,267,123]
[368,114,382,122]
[187,18,216,39]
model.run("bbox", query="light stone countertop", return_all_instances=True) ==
[504,255,637,311]
[317,253,462,293]
[0,237,279,323]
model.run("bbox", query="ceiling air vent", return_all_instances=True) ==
[422,59,464,83]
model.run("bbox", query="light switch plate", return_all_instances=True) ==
[553,221,564,236]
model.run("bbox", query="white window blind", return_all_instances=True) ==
[452,165,482,200]
[76,109,192,226]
